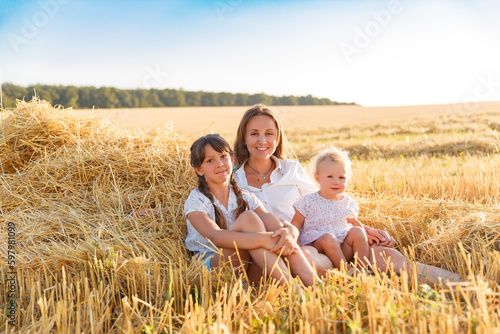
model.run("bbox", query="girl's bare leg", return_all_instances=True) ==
[211,248,251,273]
[246,260,263,285]
[284,251,319,286]
[228,211,293,285]
[259,213,320,286]
[246,250,321,287]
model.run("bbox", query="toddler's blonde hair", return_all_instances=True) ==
[313,146,352,177]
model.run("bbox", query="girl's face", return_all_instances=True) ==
[244,115,278,162]
[314,160,347,200]
[195,144,233,185]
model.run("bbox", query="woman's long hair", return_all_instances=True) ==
[190,134,249,229]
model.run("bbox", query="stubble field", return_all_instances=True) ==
[1,99,499,333]
[73,101,500,136]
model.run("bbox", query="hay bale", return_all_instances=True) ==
[0,98,119,173]
[0,98,195,273]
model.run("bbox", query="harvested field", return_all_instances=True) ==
[74,101,500,137]
[1,99,500,333]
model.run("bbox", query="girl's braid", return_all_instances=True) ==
[229,174,249,219]
[197,176,228,230]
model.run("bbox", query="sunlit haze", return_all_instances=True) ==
[1,0,499,106]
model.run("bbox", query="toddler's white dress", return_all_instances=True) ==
[294,192,358,244]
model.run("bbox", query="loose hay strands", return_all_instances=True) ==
[349,155,500,205]
[1,99,500,333]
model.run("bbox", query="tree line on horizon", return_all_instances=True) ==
[0,83,356,109]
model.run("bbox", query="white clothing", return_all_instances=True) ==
[184,187,262,253]
[294,192,358,244]
[233,156,318,222]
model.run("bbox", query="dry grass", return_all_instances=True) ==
[1,99,500,333]
[290,109,500,161]
[347,155,500,205]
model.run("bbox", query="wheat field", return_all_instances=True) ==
[1,99,499,333]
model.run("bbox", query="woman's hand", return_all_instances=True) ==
[364,226,395,247]
[270,226,299,256]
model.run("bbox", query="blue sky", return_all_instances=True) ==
[1,0,499,106]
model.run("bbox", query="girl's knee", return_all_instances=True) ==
[259,212,281,228]
[232,211,265,232]
[239,210,259,220]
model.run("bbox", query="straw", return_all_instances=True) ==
[1,98,499,333]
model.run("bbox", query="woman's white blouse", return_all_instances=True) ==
[184,187,262,253]
[233,157,318,222]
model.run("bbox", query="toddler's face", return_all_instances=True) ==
[314,160,347,200]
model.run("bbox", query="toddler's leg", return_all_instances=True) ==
[341,226,370,267]
[312,233,350,270]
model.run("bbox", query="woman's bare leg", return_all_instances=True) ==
[369,245,461,286]
[301,245,334,278]
[414,263,461,286]
[369,245,408,273]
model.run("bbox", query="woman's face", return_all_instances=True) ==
[244,115,278,161]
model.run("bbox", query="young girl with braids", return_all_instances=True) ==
[184,134,318,287]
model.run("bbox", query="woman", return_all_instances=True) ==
[233,104,460,285]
